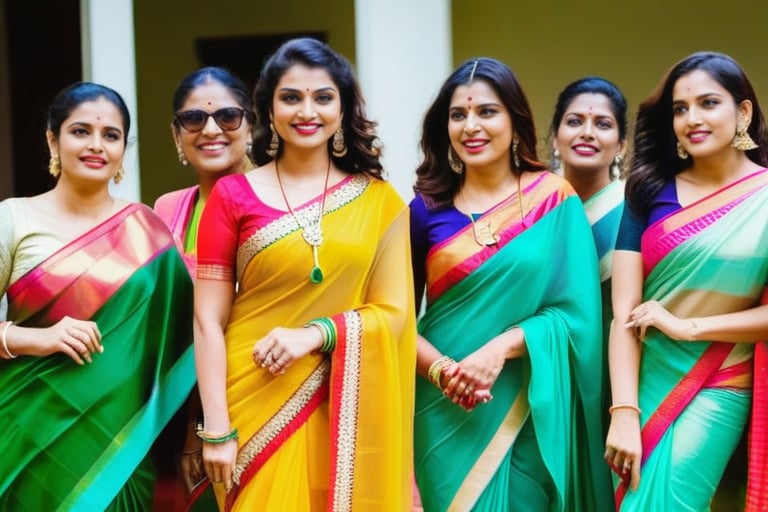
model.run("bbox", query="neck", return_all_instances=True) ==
[688,149,754,186]
[277,146,332,179]
[462,162,517,194]
[563,165,611,201]
[52,179,114,216]
[197,172,224,202]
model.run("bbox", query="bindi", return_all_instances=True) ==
[207,101,212,106]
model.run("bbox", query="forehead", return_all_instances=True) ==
[450,80,501,106]
[276,64,336,90]
[672,69,730,99]
[182,81,241,110]
[564,93,616,117]
[66,97,124,128]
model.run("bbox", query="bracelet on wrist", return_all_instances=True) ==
[1,321,17,359]
[196,427,239,444]
[305,317,337,353]
[427,355,456,391]
[608,403,642,415]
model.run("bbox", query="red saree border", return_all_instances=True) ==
[641,169,768,276]
[7,204,174,324]
[426,173,568,302]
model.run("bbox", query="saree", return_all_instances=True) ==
[154,185,200,276]
[0,202,195,511]
[196,173,416,511]
[412,172,613,512]
[616,169,768,511]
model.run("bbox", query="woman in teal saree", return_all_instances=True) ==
[606,52,768,511]
[410,58,613,512]
[0,83,194,510]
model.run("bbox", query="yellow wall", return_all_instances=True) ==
[133,0,355,204]
[452,0,768,160]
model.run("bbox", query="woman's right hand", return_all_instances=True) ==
[13,316,102,364]
[202,439,238,494]
[604,410,642,490]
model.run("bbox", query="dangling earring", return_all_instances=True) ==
[48,155,61,177]
[266,122,280,158]
[447,146,464,174]
[177,147,188,166]
[552,148,561,172]
[332,127,347,157]
[246,140,253,156]
[114,166,125,184]
[731,121,759,151]
[676,141,689,160]
[512,138,521,169]
[610,154,623,180]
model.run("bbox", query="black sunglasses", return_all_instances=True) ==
[174,107,251,133]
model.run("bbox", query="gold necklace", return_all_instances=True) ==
[462,172,525,247]
[275,158,331,283]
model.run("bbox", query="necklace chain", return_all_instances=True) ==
[275,158,332,283]
[462,172,525,247]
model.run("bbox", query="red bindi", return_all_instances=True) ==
[467,97,473,102]
[207,101,212,106]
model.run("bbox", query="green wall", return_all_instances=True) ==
[452,0,768,161]
[133,0,356,204]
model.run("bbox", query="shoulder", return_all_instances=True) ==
[153,186,198,210]
[535,170,577,197]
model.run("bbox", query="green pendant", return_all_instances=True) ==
[310,266,324,284]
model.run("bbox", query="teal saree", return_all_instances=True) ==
[0,203,195,511]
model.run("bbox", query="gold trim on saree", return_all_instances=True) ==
[232,359,331,486]
[236,175,370,282]
[333,310,363,512]
[448,385,530,512]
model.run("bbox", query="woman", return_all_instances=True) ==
[153,67,255,509]
[410,58,612,511]
[0,82,194,510]
[193,38,416,511]
[605,51,768,511]
[154,66,255,277]
[550,77,628,427]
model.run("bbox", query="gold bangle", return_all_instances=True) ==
[1,321,16,359]
[608,403,642,415]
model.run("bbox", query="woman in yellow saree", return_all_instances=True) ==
[193,38,416,512]
[0,83,194,510]
[606,52,768,511]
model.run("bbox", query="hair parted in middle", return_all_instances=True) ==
[251,37,383,178]
[414,57,547,208]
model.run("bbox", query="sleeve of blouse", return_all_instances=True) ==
[197,179,238,282]
[0,200,14,296]
[408,195,429,314]
[614,204,645,252]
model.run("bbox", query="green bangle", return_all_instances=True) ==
[196,428,239,444]
[306,317,337,353]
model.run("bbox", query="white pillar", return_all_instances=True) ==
[80,0,141,202]
[355,0,452,203]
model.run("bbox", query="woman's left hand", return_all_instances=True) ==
[625,300,691,341]
[252,327,323,376]
[443,343,506,410]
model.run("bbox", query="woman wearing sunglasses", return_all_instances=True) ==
[192,37,416,511]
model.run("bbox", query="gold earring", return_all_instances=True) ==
[48,155,61,177]
[447,146,464,174]
[177,147,188,166]
[266,123,280,158]
[731,122,759,151]
[676,141,689,159]
[114,166,125,184]
[332,127,347,157]
[512,138,521,169]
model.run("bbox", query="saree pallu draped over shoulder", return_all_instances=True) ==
[616,169,768,511]
[196,174,416,512]
[414,172,613,512]
[0,204,195,511]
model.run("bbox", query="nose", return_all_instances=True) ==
[463,111,479,134]
[299,98,316,119]
[580,118,594,139]
[88,133,104,152]
[201,113,222,135]
[686,107,701,126]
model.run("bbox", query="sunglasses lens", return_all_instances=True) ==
[213,108,244,131]
[176,111,207,132]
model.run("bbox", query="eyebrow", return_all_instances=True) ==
[672,92,723,103]
[68,121,123,134]
[278,86,337,94]
[449,102,501,110]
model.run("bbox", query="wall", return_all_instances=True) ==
[0,5,13,200]
[133,0,356,204]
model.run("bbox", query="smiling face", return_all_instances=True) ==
[48,97,126,186]
[554,92,624,177]
[271,64,342,154]
[448,80,513,172]
[672,69,751,161]
[173,80,252,176]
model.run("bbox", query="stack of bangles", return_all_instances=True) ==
[608,403,642,415]
[196,427,239,444]
[305,318,337,353]
[427,355,457,391]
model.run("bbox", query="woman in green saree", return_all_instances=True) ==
[410,58,613,512]
[606,52,768,511]
[0,82,195,510]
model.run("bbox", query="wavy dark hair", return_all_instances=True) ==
[172,66,254,123]
[251,37,382,177]
[549,76,628,175]
[627,51,768,217]
[414,57,547,208]
[48,82,130,144]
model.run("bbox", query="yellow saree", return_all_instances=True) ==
[197,173,416,511]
